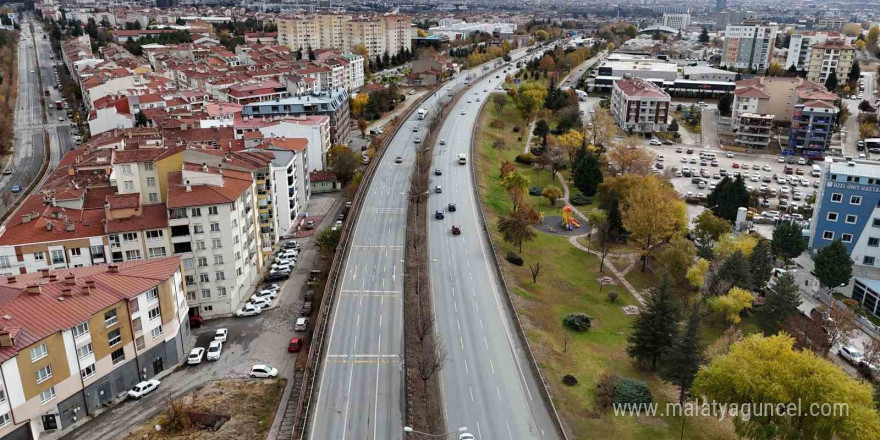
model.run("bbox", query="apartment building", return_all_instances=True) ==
[733,113,774,149]
[788,101,838,158]
[731,76,838,125]
[251,138,311,236]
[0,259,188,440]
[610,78,671,133]
[236,116,331,172]
[241,90,351,145]
[785,31,847,70]
[661,13,690,31]
[806,39,855,86]
[275,14,412,58]
[720,23,778,71]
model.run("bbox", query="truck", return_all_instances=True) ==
[458,153,467,165]
[54,100,62,110]
[417,108,427,120]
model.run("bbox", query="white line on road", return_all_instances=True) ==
[372,334,382,440]
[484,336,489,350]
[506,420,514,440]
[464,359,469,374]
[490,360,495,375]
[460,336,464,351]
[470,386,474,402]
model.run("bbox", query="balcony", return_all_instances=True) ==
[169,208,188,220]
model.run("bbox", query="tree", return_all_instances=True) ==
[497,204,541,252]
[849,60,862,83]
[529,262,542,283]
[573,150,602,196]
[707,176,750,223]
[717,250,752,292]
[857,40,867,51]
[588,108,619,147]
[710,287,755,324]
[315,227,342,257]
[662,308,702,405]
[693,334,880,440]
[766,63,784,77]
[627,277,679,371]
[501,171,530,211]
[813,240,853,289]
[868,25,880,52]
[759,272,801,335]
[492,93,507,111]
[692,210,730,258]
[667,118,679,133]
[350,93,369,117]
[714,233,759,260]
[541,186,563,206]
[817,301,860,355]
[622,176,687,271]
[657,234,696,287]
[587,209,613,273]
[687,258,710,289]
[533,119,550,141]
[748,239,774,291]
[607,138,654,175]
[556,129,585,165]
[771,221,807,262]
[134,111,150,127]
[357,118,368,137]
[698,27,710,43]
[783,314,831,355]
[413,334,448,410]
[718,93,734,117]
[825,69,838,91]
[326,144,360,187]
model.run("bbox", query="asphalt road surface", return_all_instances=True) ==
[426,65,562,438]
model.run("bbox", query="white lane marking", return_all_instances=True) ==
[460,336,464,351]
[372,333,382,440]
[457,319,461,331]
[479,319,484,330]
[506,420,514,440]
[464,359,469,374]
[484,337,489,350]
[327,354,399,358]
[490,360,495,375]
[469,386,474,402]
[477,421,483,439]
[453,302,457,312]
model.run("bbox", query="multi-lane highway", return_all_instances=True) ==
[307,47,548,440]
[426,67,562,440]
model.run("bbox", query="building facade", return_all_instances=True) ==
[241,90,351,145]
[610,78,671,133]
[720,23,778,71]
[733,113,773,149]
[788,101,838,158]
[806,39,855,85]
[661,14,690,31]
[275,15,412,58]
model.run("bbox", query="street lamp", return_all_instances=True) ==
[403,426,468,438]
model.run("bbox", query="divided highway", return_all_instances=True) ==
[426,66,562,439]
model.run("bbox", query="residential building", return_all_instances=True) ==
[251,138,311,236]
[275,15,412,59]
[0,259,189,440]
[806,39,855,85]
[731,76,838,125]
[610,78,671,133]
[816,17,847,31]
[733,113,774,149]
[661,14,690,31]
[785,31,847,70]
[236,115,331,172]
[788,101,839,158]
[427,19,516,41]
[241,90,351,145]
[720,23,778,71]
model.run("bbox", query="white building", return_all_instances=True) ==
[611,78,671,133]
[720,23,778,71]
[662,13,691,31]
[241,116,331,172]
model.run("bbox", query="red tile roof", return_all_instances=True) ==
[0,196,106,246]
[105,193,140,209]
[614,78,669,99]
[310,170,337,182]
[105,204,169,234]
[166,167,253,209]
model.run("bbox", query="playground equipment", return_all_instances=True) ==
[561,206,580,230]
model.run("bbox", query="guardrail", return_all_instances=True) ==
[468,89,572,439]
[292,83,444,440]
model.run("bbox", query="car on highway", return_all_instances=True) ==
[250,364,279,378]
[206,340,222,361]
[187,347,205,365]
[435,210,445,219]
[460,110,466,115]
[839,346,864,365]
[2,169,10,175]
[414,137,421,143]
[448,203,456,211]
[295,317,308,332]
[395,156,403,163]
[434,168,442,175]
[235,303,262,317]
[11,185,20,193]
[214,328,228,342]
[439,139,446,145]
[452,224,461,235]
[435,185,442,193]
[128,379,160,399]
[460,433,475,440]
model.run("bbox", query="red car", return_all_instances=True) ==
[732,163,740,168]
[452,225,461,235]
[288,337,303,353]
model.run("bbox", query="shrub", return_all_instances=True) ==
[563,313,592,332]
[490,119,505,129]
[530,147,545,156]
[513,126,521,133]
[595,372,620,409]
[607,291,619,303]
[506,252,524,266]
[562,374,578,386]
[613,378,653,406]
[528,186,544,196]
[570,193,591,206]
[515,153,535,165]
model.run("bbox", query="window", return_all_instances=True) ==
[35,365,52,384]
[232,219,238,228]
[135,336,145,350]
[90,245,105,260]
[123,180,134,191]
[125,250,141,261]
[193,225,204,234]
[123,232,137,242]
[121,164,132,175]
[199,273,209,283]
[39,386,56,404]
[148,247,166,258]
[183,258,194,269]
[215,271,225,281]
[72,322,89,339]
[108,329,122,346]
[146,287,159,302]
[186,291,196,301]
[233,235,239,244]
[80,363,96,380]
[212,238,222,249]
[146,177,156,187]
[208,206,218,215]
[235,251,241,261]
[0,411,9,427]
[864,256,876,266]
[0,256,9,269]
[874,218,880,228]
[214,255,223,265]
[201,289,211,299]
[870,238,880,247]
[76,343,92,359]
[50,250,65,265]
[151,325,163,339]
[191,208,202,217]
[237,267,242,276]
[185,275,195,286]
[30,343,48,362]
[846,214,858,224]
[148,306,160,321]
[195,241,206,250]
[144,162,154,171]
[33,252,45,261]
[210,222,220,232]
[70,248,81,257]
[111,348,125,365]
[823,230,835,240]
[198,257,208,267]
[831,193,843,202]
[218,287,227,297]
[827,212,839,222]
[148,193,159,204]
[0,389,5,403]
[842,233,854,243]
[851,195,862,205]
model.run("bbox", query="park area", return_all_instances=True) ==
[122,379,285,440]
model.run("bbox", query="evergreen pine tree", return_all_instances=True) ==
[749,240,774,292]
[758,272,802,335]
[813,240,853,289]
[573,150,603,196]
[717,250,752,291]
[627,277,679,371]
[662,308,702,404]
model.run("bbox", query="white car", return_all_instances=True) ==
[128,379,160,399]
[252,289,279,302]
[263,283,281,292]
[460,110,466,115]
[680,157,688,163]
[726,152,734,158]
[250,297,272,309]
[656,154,664,161]
[649,139,662,146]
[187,347,205,365]
[777,157,785,163]
[762,164,772,171]
[250,364,279,378]
[797,158,807,165]
[460,433,475,440]
[207,340,222,361]
[236,304,262,317]
[750,174,759,182]
[214,328,228,342]
[839,346,864,365]
[439,139,446,145]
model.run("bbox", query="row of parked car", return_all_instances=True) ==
[236,241,301,317]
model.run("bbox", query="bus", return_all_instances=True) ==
[864,138,880,153]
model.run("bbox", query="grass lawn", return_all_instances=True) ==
[476,96,738,440]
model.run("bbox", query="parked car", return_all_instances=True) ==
[252,290,278,302]
[288,337,303,353]
[187,347,205,365]
[305,220,315,230]
[128,379,160,399]
[11,185,20,193]
[214,328,228,342]
[265,272,290,283]
[295,317,308,332]
[236,304,262,317]
[301,301,313,316]
[649,139,662,146]
[207,340,223,361]
[189,315,204,328]
[304,290,314,301]
[250,296,272,309]
[840,346,864,365]
[250,364,279,378]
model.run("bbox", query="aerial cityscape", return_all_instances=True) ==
[0,0,878,439]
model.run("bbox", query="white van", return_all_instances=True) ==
[700,152,717,160]
[811,164,821,177]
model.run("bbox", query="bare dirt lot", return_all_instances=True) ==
[122,379,286,440]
